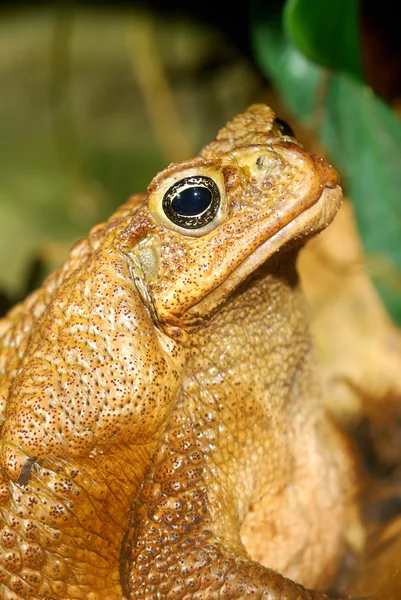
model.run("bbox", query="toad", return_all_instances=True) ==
[0,105,361,599]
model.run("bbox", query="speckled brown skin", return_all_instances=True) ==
[0,105,360,599]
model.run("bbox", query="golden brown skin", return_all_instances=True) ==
[0,105,360,599]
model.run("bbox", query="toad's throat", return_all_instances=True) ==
[185,184,342,323]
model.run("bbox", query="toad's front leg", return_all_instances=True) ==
[121,396,346,600]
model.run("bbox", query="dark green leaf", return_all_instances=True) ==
[284,0,363,79]
[251,6,322,120]
[251,7,401,323]
[322,76,401,323]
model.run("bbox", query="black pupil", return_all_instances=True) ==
[171,186,212,216]
[275,118,295,138]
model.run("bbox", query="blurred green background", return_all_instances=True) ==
[0,0,400,321]
[0,1,262,309]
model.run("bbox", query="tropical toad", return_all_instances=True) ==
[0,105,361,599]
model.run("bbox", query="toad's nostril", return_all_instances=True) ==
[322,160,340,189]
[0,442,36,485]
[256,154,268,169]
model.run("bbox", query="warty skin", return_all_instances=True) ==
[0,105,360,599]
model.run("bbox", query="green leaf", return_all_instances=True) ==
[251,6,322,120]
[251,5,401,324]
[322,76,401,323]
[284,0,363,80]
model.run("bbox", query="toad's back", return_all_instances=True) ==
[0,105,359,600]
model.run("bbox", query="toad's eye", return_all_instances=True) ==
[275,118,296,139]
[162,176,221,229]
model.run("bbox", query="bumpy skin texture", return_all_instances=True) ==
[0,105,359,599]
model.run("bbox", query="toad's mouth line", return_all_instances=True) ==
[186,184,343,321]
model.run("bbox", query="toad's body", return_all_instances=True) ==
[0,106,358,599]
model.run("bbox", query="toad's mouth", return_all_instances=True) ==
[185,183,342,324]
